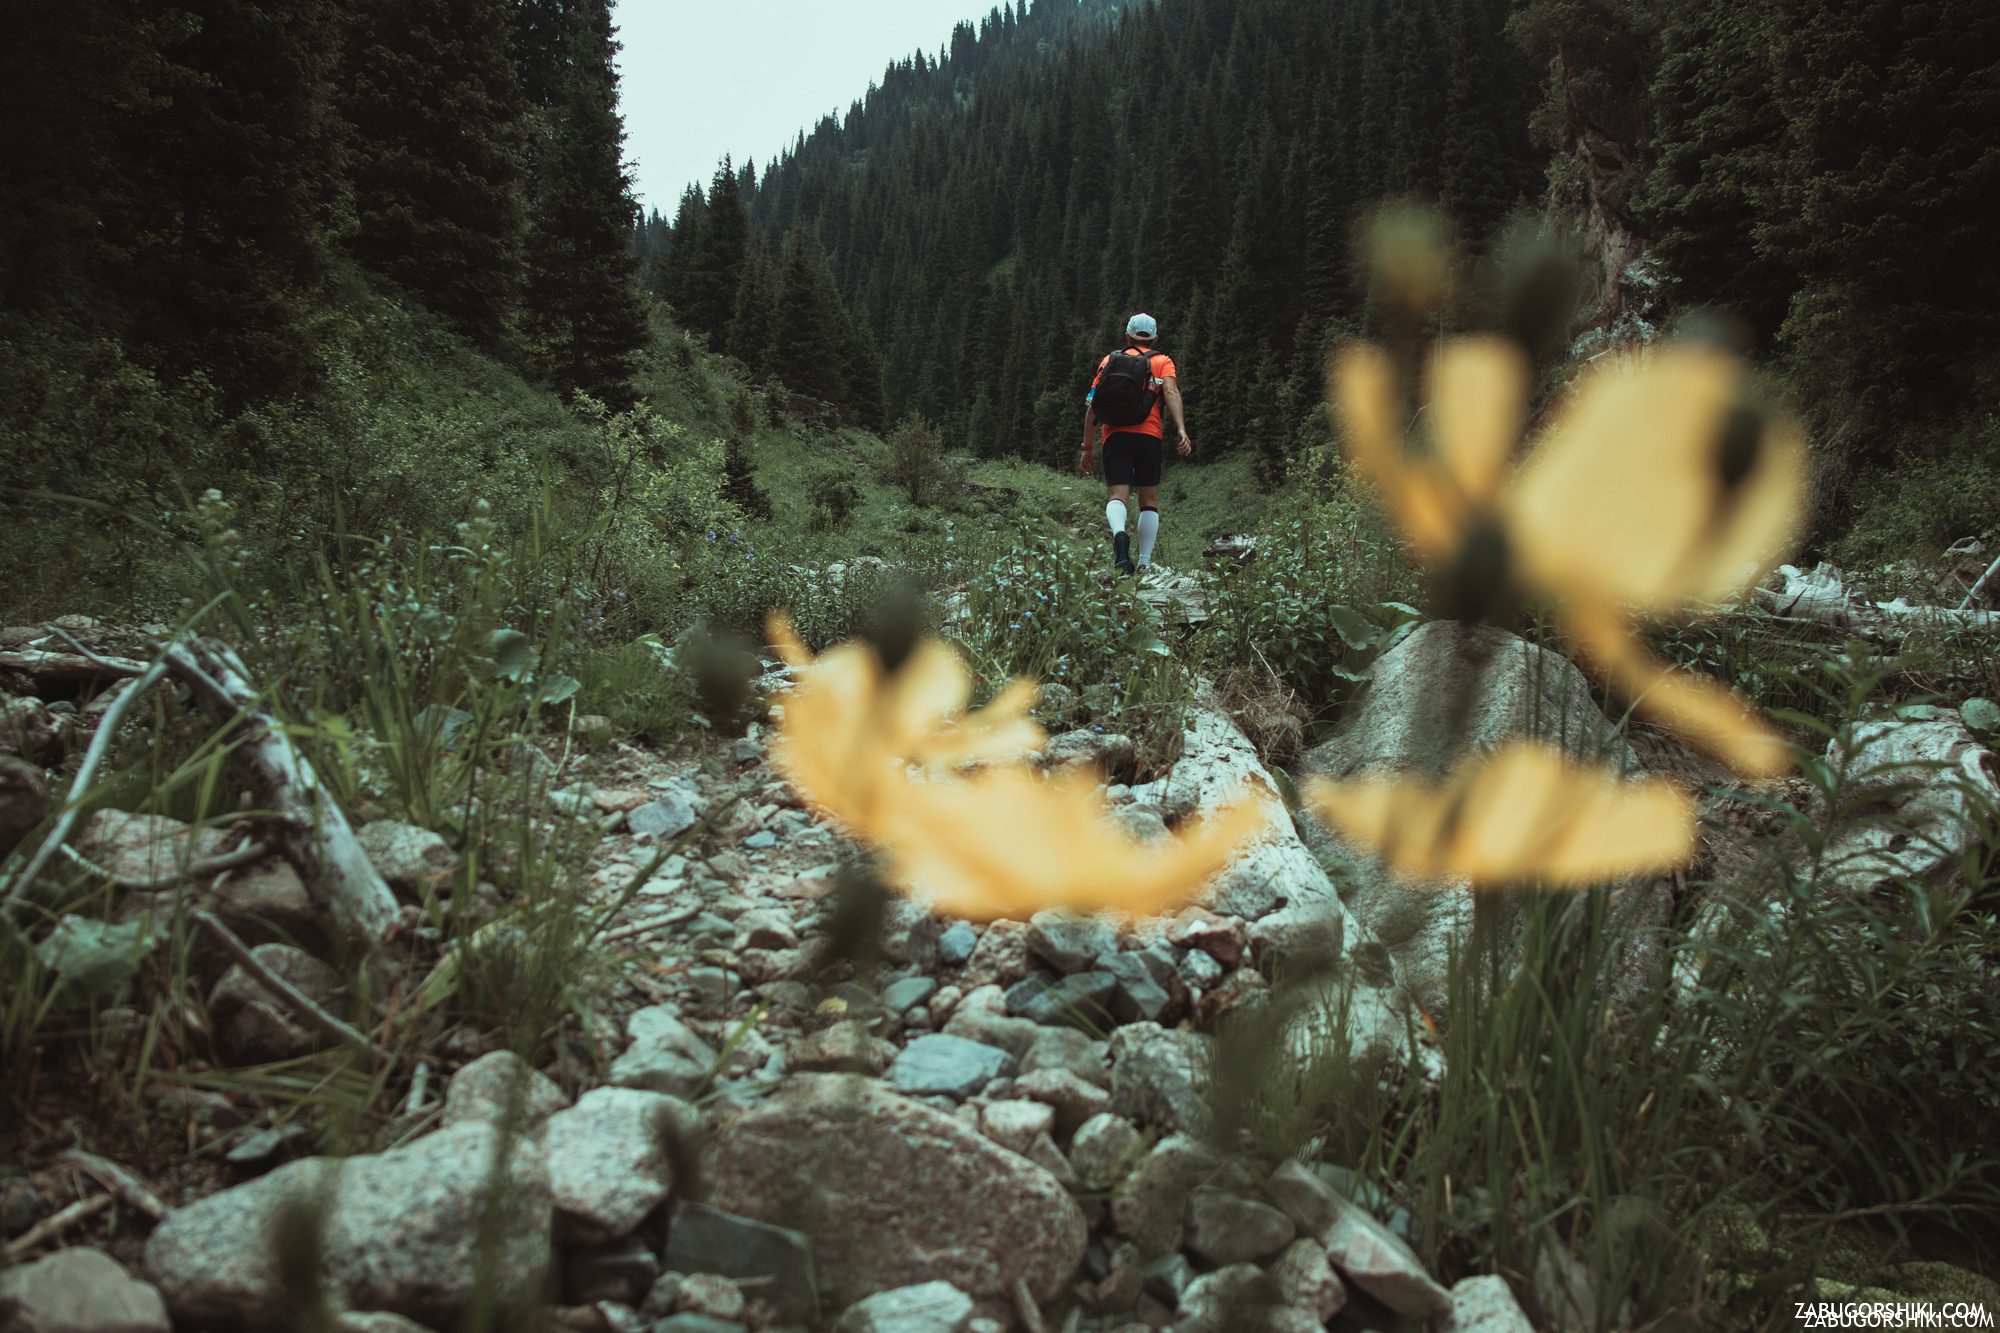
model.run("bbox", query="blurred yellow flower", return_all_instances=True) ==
[1304,741,1695,888]
[1332,338,1804,779]
[768,616,1262,921]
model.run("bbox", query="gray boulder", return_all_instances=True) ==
[607,1004,719,1098]
[701,1074,1087,1314]
[354,821,458,899]
[1107,1023,1211,1135]
[662,1201,818,1325]
[1025,910,1118,974]
[1296,621,1637,1023]
[0,1246,170,1333]
[441,1050,569,1132]
[833,1279,975,1333]
[544,1087,696,1238]
[206,944,345,1064]
[144,1122,550,1329]
[888,1034,1015,1100]
[628,794,699,840]
[1440,1274,1536,1332]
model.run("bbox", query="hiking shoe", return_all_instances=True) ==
[1113,532,1136,576]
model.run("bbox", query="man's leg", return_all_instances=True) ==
[1103,435,1138,575]
[1133,484,1161,566]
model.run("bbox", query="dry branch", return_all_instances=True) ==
[0,1193,115,1263]
[0,648,148,681]
[59,839,273,893]
[159,638,403,964]
[55,1149,167,1221]
[1,661,172,924]
[193,908,393,1062]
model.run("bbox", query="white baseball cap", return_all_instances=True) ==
[1125,313,1158,341]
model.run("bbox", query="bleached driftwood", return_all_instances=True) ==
[0,648,148,680]
[1959,550,2000,612]
[158,638,405,964]
[1,662,171,925]
[1754,563,2000,635]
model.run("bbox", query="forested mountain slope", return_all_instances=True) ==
[645,0,1541,480]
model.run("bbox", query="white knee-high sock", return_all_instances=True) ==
[1106,498,1127,536]
[1136,507,1160,564]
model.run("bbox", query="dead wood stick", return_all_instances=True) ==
[193,909,394,1063]
[160,638,403,964]
[1960,550,2000,612]
[0,648,148,680]
[0,1192,116,1262]
[2,661,172,924]
[56,1149,167,1221]
[58,839,273,893]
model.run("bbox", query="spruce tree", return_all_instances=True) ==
[517,0,650,405]
[343,0,529,354]
[681,159,747,342]
[111,0,346,398]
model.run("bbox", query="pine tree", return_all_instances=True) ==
[343,0,528,354]
[516,0,649,405]
[106,0,346,398]
[681,159,747,342]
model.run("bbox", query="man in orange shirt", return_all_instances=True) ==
[1078,313,1193,576]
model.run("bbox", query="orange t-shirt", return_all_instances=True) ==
[1088,347,1177,442]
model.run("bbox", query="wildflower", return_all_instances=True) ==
[1332,337,1803,778]
[1304,741,1695,888]
[768,617,1261,921]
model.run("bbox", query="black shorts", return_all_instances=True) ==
[1102,432,1164,487]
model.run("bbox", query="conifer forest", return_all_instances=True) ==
[2,2,1999,1330]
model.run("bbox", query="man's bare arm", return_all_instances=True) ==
[1162,378,1193,454]
[1078,404,1098,476]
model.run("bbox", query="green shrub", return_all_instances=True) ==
[808,471,865,533]
[881,413,950,507]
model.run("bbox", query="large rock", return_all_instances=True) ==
[75,809,226,882]
[662,1202,818,1325]
[544,1087,694,1238]
[208,857,320,948]
[144,1121,551,1328]
[1163,700,1420,1069]
[354,820,458,899]
[1039,730,1137,783]
[608,1005,719,1098]
[1822,714,2000,893]
[1107,1023,1211,1135]
[1297,622,1640,1021]
[1025,910,1118,974]
[1184,1190,1296,1266]
[441,1050,569,1132]
[206,944,345,1064]
[0,1246,170,1333]
[701,1074,1087,1314]
[888,1034,1015,1100]
[1439,1274,1535,1331]
[0,755,48,859]
[2,695,69,767]
[1319,1198,1448,1317]
[1300,621,1632,783]
[833,1280,975,1333]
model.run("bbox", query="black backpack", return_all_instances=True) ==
[1091,346,1161,428]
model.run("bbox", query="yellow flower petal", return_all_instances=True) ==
[1303,741,1695,887]
[1429,336,1527,509]
[1508,345,1806,610]
[1563,604,1792,779]
[876,767,1265,921]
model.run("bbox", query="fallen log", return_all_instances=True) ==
[157,638,404,967]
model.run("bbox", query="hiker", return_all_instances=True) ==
[1078,313,1193,576]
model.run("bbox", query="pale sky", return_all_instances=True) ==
[612,1,1006,215]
